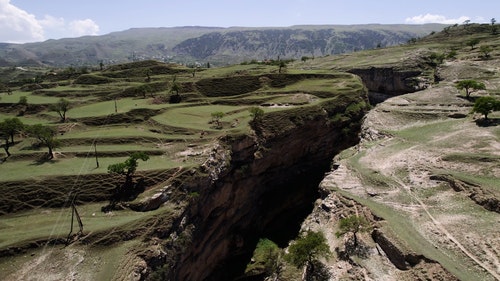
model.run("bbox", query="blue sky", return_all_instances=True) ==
[1,0,498,43]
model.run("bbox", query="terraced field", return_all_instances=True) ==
[0,23,498,281]
[0,59,367,280]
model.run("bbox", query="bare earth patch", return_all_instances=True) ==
[306,61,500,280]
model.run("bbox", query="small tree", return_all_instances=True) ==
[139,84,152,99]
[210,111,224,129]
[492,26,498,35]
[285,231,331,280]
[278,60,287,73]
[0,122,11,157]
[466,38,480,50]
[471,96,500,120]
[18,96,28,106]
[108,152,149,185]
[456,80,486,98]
[479,45,493,59]
[429,52,445,65]
[169,76,181,103]
[249,107,264,122]
[50,98,70,122]
[335,215,371,247]
[492,18,496,25]
[246,238,283,278]
[27,124,60,159]
[0,119,23,157]
[1,117,24,144]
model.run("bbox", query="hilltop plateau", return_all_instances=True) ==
[0,23,498,281]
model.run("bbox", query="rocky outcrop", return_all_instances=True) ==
[430,174,500,213]
[144,92,369,280]
[348,67,431,96]
[371,229,429,270]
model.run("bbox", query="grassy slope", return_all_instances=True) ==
[0,58,366,279]
[313,24,500,280]
[1,24,498,280]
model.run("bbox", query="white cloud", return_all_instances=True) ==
[39,16,99,39]
[0,0,99,43]
[69,19,99,37]
[39,15,66,29]
[0,0,44,43]
[405,14,470,25]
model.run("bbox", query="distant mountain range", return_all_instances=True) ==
[0,24,445,67]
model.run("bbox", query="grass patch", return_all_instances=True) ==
[0,155,189,182]
[332,187,488,281]
[0,91,62,104]
[59,125,166,139]
[0,113,51,125]
[346,151,397,189]
[434,169,499,195]
[66,98,168,118]
[153,104,251,131]
[441,153,499,164]
[0,203,170,249]
[391,119,459,143]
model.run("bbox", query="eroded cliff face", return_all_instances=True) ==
[150,93,369,281]
[348,67,433,103]
[299,79,500,280]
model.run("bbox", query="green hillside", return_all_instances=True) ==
[0,24,445,67]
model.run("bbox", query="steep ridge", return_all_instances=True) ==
[0,24,444,67]
[1,23,498,281]
[297,40,500,280]
[140,93,370,280]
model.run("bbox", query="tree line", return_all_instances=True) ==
[0,118,59,160]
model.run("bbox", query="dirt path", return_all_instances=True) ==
[393,175,500,280]
[322,77,500,280]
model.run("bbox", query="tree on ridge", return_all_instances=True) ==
[50,98,70,123]
[27,124,60,159]
[472,96,500,120]
[285,231,332,280]
[335,215,372,248]
[456,79,486,98]
[0,118,24,157]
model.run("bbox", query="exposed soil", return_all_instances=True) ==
[308,58,500,280]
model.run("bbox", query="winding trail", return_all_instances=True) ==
[393,175,500,280]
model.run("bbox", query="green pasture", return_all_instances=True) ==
[65,97,168,118]
[199,64,277,78]
[59,125,166,139]
[59,144,159,153]
[0,90,63,104]
[266,78,351,95]
[0,203,170,249]
[390,119,460,143]
[153,104,252,131]
[0,113,50,124]
[0,155,191,182]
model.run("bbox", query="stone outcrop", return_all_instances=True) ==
[348,67,431,96]
[143,92,369,280]
[430,174,500,213]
